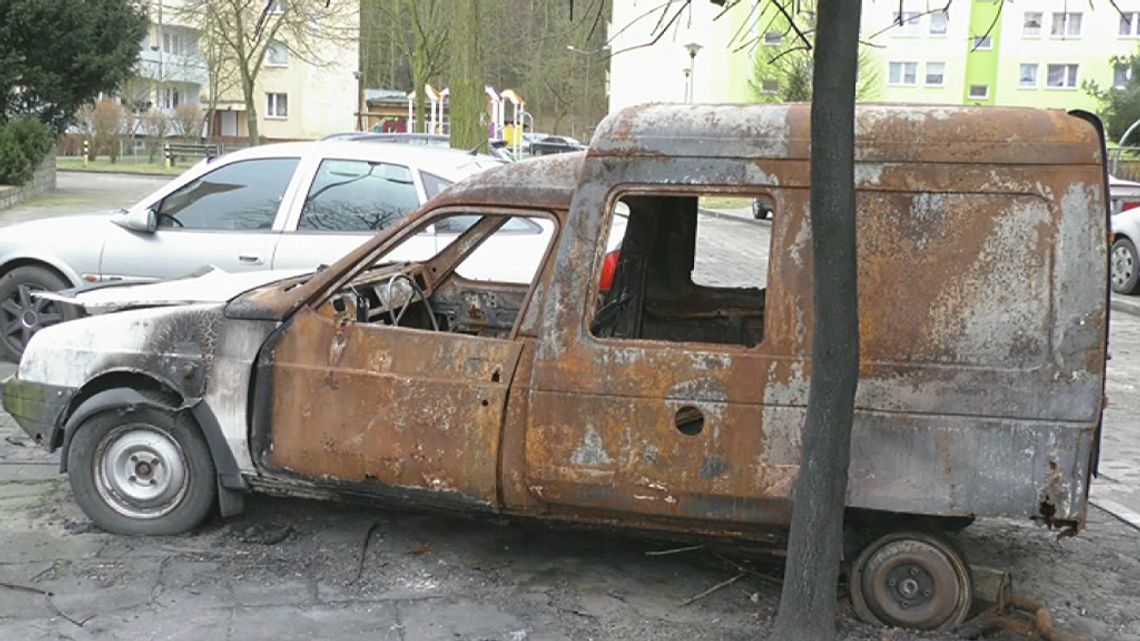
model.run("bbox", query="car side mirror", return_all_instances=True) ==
[116,207,158,233]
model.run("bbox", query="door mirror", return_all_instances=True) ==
[115,207,157,233]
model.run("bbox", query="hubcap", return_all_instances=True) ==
[1113,246,1135,288]
[94,425,188,520]
[1,283,64,353]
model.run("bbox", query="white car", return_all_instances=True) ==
[1109,174,1140,293]
[0,141,505,360]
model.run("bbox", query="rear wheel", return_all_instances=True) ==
[1112,237,1140,294]
[66,405,216,535]
[848,530,972,631]
[0,265,78,362]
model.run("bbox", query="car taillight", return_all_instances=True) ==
[1123,201,1140,212]
[600,249,620,292]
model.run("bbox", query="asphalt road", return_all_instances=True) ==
[1,176,1139,640]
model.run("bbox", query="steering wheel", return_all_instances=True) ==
[386,273,439,330]
[157,212,183,228]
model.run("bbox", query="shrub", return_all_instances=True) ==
[0,116,53,185]
[91,99,124,162]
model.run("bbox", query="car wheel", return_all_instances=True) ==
[0,265,78,362]
[1112,237,1140,294]
[67,404,216,535]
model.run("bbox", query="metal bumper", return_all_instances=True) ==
[2,375,73,451]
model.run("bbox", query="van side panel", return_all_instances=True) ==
[523,106,1106,533]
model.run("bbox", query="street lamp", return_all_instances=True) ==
[683,42,702,103]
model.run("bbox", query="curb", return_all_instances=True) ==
[1111,295,1140,318]
[697,207,773,228]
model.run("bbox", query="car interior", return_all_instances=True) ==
[316,213,550,339]
[591,193,768,347]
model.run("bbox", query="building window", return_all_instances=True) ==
[1019,63,1038,88]
[159,87,181,110]
[924,62,945,86]
[266,92,288,118]
[1046,64,1079,88]
[760,79,780,94]
[929,11,948,35]
[893,11,922,36]
[763,31,783,46]
[1115,64,1133,89]
[1051,12,1082,37]
[266,42,289,67]
[1121,13,1140,36]
[972,34,993,50]
[968,84,989,100]
[888,61,918,85]
[1023,12,1043,36]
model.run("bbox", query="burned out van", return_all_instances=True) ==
[4,104,1108,631]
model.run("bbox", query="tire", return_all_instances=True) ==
[66,404,216,535]
[848,530,972,632]
[1112,237,1140,294]
[0,265,78,362]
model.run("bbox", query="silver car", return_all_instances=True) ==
[0,140,503,360]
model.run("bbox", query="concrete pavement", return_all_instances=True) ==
[0,171,169,227]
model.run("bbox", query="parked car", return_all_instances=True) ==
[2,103,1108,633]
[1108,175,1140,293]
[0,140,504,361]
[529,135,586,156]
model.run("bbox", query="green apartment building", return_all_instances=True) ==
[609,1,1140,136]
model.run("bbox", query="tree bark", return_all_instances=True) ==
[768,1,862,640]
[241,70,260,145]
[448,0,484,149]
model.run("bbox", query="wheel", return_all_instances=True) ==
[848,530,972,631]
[1112,237,1140,294]
[66,404,216,535]
[751,199,772,220]
[0,266,78,362]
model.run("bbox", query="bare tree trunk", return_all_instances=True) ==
[242,72,260,145]
[449,0,484,149]
[768,1,862,640]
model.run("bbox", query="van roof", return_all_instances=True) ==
[436,104,1104,211]
[589,103,1103,166]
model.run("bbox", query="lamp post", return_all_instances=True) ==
[684,42,702,103]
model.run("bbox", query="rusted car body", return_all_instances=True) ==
[4,104,1108,630]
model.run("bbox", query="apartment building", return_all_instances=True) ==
[608,1,1140,119]
[869,0,1140,111]
[132,0,359,140]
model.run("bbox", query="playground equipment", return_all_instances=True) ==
[405,84,528,148]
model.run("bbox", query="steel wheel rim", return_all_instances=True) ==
[1113,245,1135,288]
[0,282,64,353]
[94,424,189,520]
[859,538,969,630]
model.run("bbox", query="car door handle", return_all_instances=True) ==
[238,253,264,265]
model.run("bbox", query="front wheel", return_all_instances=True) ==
[0,265,78,362]
[66,405,216,535]
[1112,237,1140,294]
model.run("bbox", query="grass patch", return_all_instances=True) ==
[57,156,186,175]
[699,196,755,210]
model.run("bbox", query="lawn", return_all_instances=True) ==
[56,156,187,175]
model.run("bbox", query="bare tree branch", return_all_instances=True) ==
[969,0,1003,52]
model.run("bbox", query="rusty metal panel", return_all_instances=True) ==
[523,107,1106,530]
[266,308,522,507]
[589,103,1100,167]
